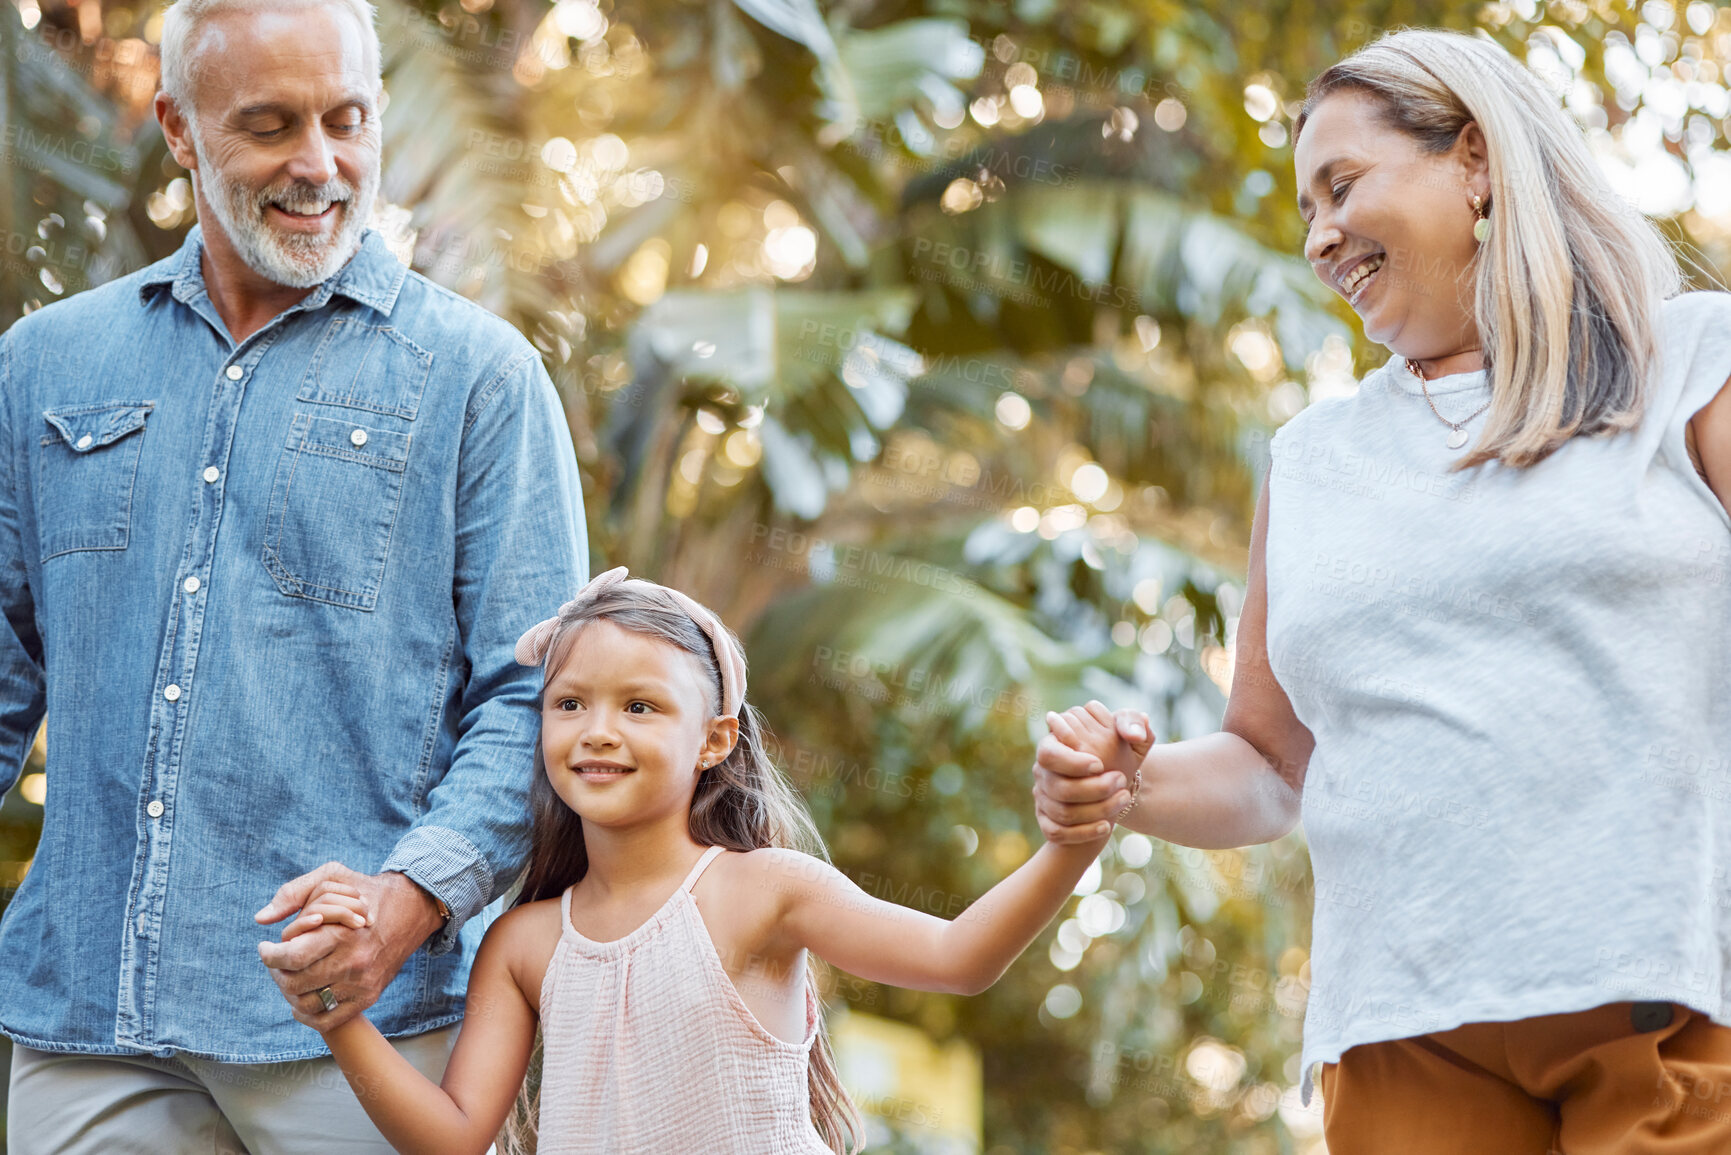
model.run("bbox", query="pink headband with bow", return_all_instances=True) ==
[513,567,747,718]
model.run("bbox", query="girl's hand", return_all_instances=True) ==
[1058,701,1154,778]
[1034,702,1154,844]
[279,884,370,943]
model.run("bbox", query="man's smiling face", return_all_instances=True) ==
[178,4,382,288]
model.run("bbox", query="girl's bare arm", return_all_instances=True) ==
[756,839,1104,997]
[1034,476,1314,849]
[315,906,542,1155]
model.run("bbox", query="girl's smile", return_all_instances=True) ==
[573,759,636,782]
[574,760,632,772]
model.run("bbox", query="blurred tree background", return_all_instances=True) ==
[4,0,1730,1150]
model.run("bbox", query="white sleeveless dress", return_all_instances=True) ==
[537,845,833,1152]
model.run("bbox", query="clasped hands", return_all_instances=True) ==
[255,864,444,1032]
[1034,700,1156,845]
[249,702,1149,1034]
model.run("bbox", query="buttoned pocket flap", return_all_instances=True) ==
[43,401,155,452]
[299,318,434,420]
[287,413,411,471]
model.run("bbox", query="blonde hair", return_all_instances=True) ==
[159,0,380,125]
[498,583,865,1155]
[1295,28,1682,469]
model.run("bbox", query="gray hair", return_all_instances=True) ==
[159,0,381,125]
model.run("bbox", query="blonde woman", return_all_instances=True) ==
[1032,28,1731,1153]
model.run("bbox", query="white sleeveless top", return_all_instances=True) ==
[1264,291,1731,1105]
[537,845,833,1152]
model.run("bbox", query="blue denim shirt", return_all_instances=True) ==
[0,225,587,1060]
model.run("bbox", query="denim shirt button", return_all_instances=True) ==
[146,800,164,818]
[163,684,181,701]
[225,365,243,380]
[76,434,93,449]
[202,466,220,483]
[349,428,368,447]
[183,576,200,594]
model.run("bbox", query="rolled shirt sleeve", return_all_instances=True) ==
[381,349,588,955]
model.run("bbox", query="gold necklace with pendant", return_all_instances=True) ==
[1405,357,1492,449]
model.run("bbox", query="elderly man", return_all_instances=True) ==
[0,0,586,1150]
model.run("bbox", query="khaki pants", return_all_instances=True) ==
[1319,1002,1731,1154]
[6,1024,463,1154]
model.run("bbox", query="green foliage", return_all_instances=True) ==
[5,0,1729,1150]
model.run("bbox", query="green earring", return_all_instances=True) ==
[1471,194,1490,243]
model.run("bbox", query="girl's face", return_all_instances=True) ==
[1294,89,1489,362]
[540,620,738,831]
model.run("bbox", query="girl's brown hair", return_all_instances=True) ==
[497,583,864,1155]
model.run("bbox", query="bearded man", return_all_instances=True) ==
[0,1,587,1150]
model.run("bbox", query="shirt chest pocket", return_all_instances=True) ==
[37,400,155,562]
[262,413,411,611]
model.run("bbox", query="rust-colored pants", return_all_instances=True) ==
[1318,1002,1731,1154]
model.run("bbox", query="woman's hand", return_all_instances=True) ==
[1033,701,1155,844]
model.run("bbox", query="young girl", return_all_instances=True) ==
[265,567,1118,1154]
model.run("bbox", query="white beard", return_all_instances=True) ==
[190,130,378,289]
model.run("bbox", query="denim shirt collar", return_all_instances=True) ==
[136,223,409,319]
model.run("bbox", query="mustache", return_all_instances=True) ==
[254,179,355,214]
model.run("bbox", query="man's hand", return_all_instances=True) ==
[255,864,445,1032]
[1033,700,1155,845]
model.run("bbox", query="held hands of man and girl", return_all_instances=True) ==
[249,701,1156,1033]
[254,867,444,1032]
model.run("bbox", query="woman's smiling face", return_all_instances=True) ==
[1294,89,1489,364]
